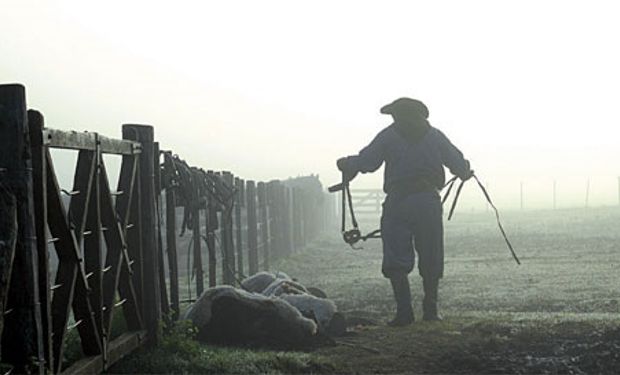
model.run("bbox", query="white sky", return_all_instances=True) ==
[1,0,619,208]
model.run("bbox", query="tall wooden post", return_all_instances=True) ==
[0,84,44,372]
[298,189,306,246]
[153,143,169,318]
[222,172,236,285]
[234,178,244,277]
[163,157,179,319]
[246,181,258,275]
[122,124,161,345]
[301,190,308,246]
[28,110,54,371]
[0,191,16,355]
[191,180,204,296]
[257,182,270,271]
[266,182,278,259]
[206,171,217,287]
[269,181,284,258]
[292,188,301,248]
[284,186,295,254]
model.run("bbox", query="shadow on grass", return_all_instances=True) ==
[106,321,336,375]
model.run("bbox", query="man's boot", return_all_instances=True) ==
[388,274,414,326]
[422,277,442,321]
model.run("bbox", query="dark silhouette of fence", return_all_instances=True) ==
[0,84,336,374]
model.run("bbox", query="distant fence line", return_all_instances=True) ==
[345,177,620,215]
[0,84,338,374]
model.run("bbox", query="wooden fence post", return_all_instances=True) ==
[284,186,295,255]
[234,178,244,277]
[153,144,169,319]
[191,178,204,296]
[246,181,258,275]
[122,124,161,345]
[206,171,217,287]
[0,84,44,372]
[0,186,17,360]
[163,157,179,320]
[257,182,270,271]
[292,188,301,248]
[266,182,276,259]
[299,189,307,246]
[268,181,283,259]
[28,110,54,371]
[222,172,236,284]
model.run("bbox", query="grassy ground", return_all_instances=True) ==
[108,321,336,374]
[273,206,620,374]
[110,206,620,374]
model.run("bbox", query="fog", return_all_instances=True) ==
[2,0,620,209]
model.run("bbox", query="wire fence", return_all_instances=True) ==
[344,176,620,215]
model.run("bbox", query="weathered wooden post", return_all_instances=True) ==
[284,186,295,254]
[163,156,180,319]
[153,144,170,318]
[122,124,161,345]
[292,188,301,248]
[257,182,270,271]
[123,149,143,319]
[0,84,44,372]
[191,175,204,296]
[302,191,309,245]
[0,183,17,358]
[246,181,258,275]
[298,189,306,246]
[222,172,236,284]
[234,177,244,277]
[265,182,276,259]
[206,171,218,287]
[268,181,283,259]
[28,110,54,371]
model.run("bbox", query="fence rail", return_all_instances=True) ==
[0,84,337,374]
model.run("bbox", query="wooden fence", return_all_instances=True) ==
[0,84,337,374]
[345,189,385,215]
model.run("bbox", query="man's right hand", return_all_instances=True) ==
[336,157,359,184]
[336,157,349,172]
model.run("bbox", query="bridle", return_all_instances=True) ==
[329,174,382,249]
[329,173,521,265]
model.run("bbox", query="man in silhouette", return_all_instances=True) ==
[337,98,472,326]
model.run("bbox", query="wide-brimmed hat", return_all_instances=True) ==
[380,97,429,119]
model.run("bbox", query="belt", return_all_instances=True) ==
[387,180,438,199]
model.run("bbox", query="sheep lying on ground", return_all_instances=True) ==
[183,272,345,347]
[240,271,291,293]
[183,286,317,347]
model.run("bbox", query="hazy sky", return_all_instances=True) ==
[1,0,619,208]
